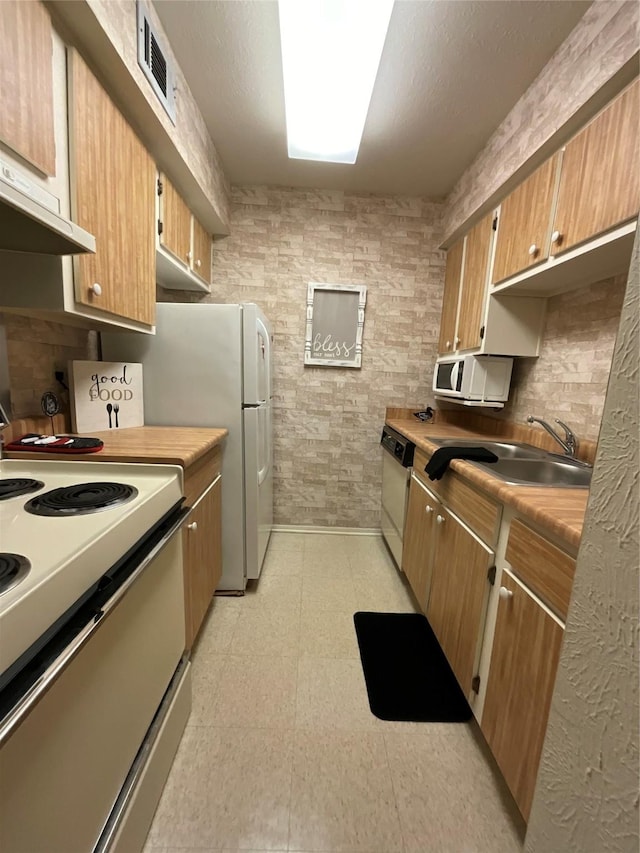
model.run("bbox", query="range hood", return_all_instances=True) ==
[0,158,95,255]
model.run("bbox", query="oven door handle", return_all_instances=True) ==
[0,507,190,747]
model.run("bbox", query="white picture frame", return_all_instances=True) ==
[304,283,367,368]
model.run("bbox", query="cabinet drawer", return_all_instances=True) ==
[506,519,576,621]
[184,446,221,507]
[414,447,501,546]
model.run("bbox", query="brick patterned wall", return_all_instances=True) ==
[504,275,627,442]
[163,186,446,528]
[0,312,97,419]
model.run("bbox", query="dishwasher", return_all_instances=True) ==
[380,425,415,569]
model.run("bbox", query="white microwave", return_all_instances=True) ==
[433,355,513,402]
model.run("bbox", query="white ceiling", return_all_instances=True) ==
[153,0,591,198]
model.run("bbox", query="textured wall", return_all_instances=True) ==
[165,186,446,528]
[503,275,627,442]
[525,237,639,852]
[443,1,640,242]
[0,312,98,419]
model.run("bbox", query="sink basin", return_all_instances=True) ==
[429,438,548,460]
[427,437,591,487]
[472,457,592,488]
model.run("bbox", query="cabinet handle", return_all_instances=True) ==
[499,586,513,600]
[186,250,192,261]
[436,514,445,525]
[187,521,198,531]
[528,244,538,257]
[196,259,202,268]
[425,505,434,514]
[89,282,102,297]
[454,336,460,348]
[445,340,451,350]
[551,230,562,244]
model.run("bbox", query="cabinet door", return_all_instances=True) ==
[401,476,436,612]
[438,239,464,354]
[69,50,155,326]
[0,1,55,175]
[553,78,640,254]
[481,572,564,821]
[491,155,560,284]
[183,476,222,649]
[456,212,493,351]
[160,174,192,265]
[192,216,212,284]
[427,507,494,695]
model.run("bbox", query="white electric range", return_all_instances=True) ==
[0,457,192,853]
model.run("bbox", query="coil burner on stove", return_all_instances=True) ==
[25,482,138,517]
[0,553,31,595]
[0,479,45,501]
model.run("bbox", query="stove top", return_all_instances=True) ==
[0,458,183,679]
[0,478,44,501]
[0,554,31,595]
[25,482,138,517]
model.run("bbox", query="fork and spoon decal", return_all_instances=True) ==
[106,403,120,428]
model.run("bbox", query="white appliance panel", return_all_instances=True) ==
[243,402,273,579]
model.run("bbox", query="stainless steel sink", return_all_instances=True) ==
[474,457,592,488]
[429,438,548,460]
[428,437,592,487]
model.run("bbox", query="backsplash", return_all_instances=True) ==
[0,312,96,420]
[504,275,627,442]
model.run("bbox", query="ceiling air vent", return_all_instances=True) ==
[137,1,176,124]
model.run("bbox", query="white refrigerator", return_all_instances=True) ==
[102,302,273,591]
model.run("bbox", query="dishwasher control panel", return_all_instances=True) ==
[380,425,415,468]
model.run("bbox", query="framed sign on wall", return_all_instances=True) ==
[69,360,144,432]
[304,283,367,368]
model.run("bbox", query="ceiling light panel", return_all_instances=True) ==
[278,0,394,164]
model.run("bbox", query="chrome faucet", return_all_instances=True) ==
[526,415,579,457]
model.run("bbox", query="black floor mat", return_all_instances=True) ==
[353,612,472,722]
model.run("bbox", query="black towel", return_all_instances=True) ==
[424,446,499,481]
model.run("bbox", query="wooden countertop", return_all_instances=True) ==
[386,418,588,551]
[4,426,228,469]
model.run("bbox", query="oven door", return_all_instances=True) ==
[0,515,187,853]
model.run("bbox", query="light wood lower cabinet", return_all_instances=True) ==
[426,506,494,696]
[401,474,436,612]
[481,570,564,821]
[183,474,222,649]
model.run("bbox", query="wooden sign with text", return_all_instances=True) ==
[304,283,367,368]
[69,360,144,432]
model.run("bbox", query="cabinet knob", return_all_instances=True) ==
[499,586,513,600]
[551,230,562,244]
[196,259,202,268]
[436,514,445,525]
[446,340,451,349]
[425,505,434,514]
[186,250,192,261]
[454,336,460,348]
[528,244,538,257]
[187,521,198,531]
[89,282,102,297]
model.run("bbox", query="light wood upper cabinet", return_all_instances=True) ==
[438,239,463,355]
[0,1,55,176]
[553,78,640,255]
[183,474,222,649]
[192,216,212,284]
[68,50,155,326]
[491,155,560,285]
[427,506,494,696]
[457,212,494,351]
[159,174,192,264]
[481,571,564,821]
[401,475,436,612]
